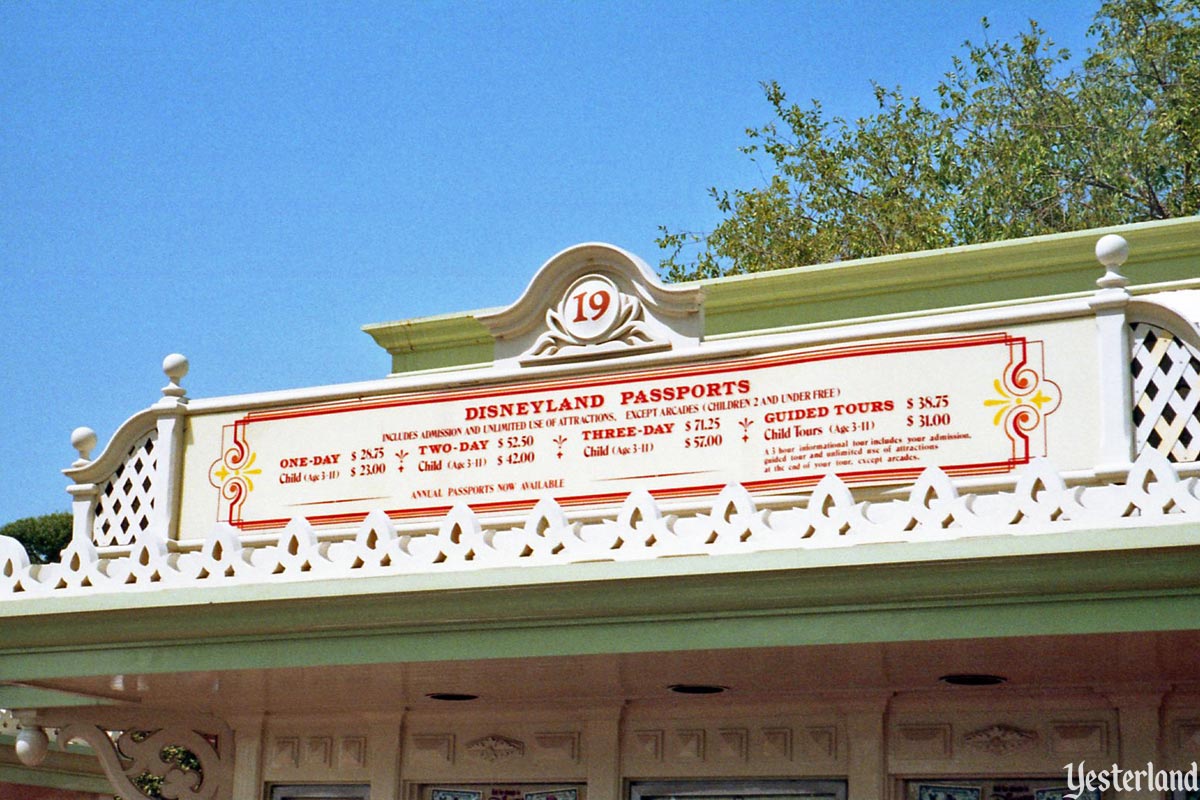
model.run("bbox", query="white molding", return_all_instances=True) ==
[8,449,1200,599]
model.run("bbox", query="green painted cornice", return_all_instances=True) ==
[0,685,112,709]
[2,526,1199,681]
[0,747,111,794]
[698,217,1200,335]
[361,218,1200,373]
[362,310,495,375]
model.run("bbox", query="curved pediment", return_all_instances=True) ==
[477,242,704,366]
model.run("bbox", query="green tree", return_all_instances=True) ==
[0,512,72,564]
[659,0,1200,281]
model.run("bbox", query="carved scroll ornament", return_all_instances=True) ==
[963,723,1039,755]
[466,734,525,762]
[56,718,233,800]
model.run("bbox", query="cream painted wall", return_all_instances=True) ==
[243,691,1200,800]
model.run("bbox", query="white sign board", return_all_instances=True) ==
[183,324,1092,532]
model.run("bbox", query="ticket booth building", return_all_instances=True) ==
[2,219,1200,800]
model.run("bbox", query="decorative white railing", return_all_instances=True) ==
[3,233,1199,600]
[1,449,1198,597]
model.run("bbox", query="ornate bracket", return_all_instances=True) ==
[22,710,233,800]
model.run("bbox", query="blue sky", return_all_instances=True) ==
[1,1,1098,522]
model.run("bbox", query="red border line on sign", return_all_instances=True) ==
[218,332,1029,530]
[238,332,1010,424]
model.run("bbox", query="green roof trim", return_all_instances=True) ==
[1,526,1198,682]
[0,685,112,710]
[361,218,1200,373]
[362,310,495,375]
[699,217,1200,335]
[0,747,111,795]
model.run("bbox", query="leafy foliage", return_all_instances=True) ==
[0,512,72,564]
[659,0,1200,280]
[130,742,203,800]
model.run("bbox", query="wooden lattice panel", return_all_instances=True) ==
[1131,322,1200,462]
[92,430,158,547]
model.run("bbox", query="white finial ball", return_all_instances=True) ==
[162,353,189,381]
[1095,234,1129,269]
[70,426,97,456]
[15,726,50,766]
